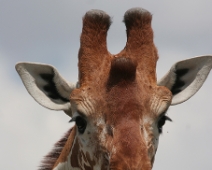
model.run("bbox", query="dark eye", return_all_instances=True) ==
[157,115,172,133]
[75,116,87,134]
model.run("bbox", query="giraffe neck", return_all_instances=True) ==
[39,127,76,170]
[68,130,108,170]
[52,125,108,170]
[52,126,76,169]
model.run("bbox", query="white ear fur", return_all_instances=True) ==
[158,55,212,105]
[15,62,76,116]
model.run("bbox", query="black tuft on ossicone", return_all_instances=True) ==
[83,9,112,30]
[123,7,152,29]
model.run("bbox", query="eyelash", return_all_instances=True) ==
[69,110,87,134]
[157,114,172,133]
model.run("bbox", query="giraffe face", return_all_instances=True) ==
[70,60,172,169]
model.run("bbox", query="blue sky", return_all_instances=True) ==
[0,0,212,169]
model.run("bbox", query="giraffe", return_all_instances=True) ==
[15,7,212,170]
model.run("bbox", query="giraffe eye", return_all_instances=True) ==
[75,116,87,134]
[157,115,172,133]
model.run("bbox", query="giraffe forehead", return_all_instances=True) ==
[71,84,171,119]
[71,60,172,119]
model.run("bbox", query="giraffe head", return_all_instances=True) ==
[69,8,171,169]
[16,8,212,170]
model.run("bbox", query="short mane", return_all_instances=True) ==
[39,128,73,170]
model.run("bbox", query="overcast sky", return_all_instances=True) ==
[0,0,212,170]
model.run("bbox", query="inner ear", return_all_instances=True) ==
[39,73,70,102]
[171,68,189,95]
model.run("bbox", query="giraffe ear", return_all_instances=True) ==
[158,55,212,105]
[15,62,76,116]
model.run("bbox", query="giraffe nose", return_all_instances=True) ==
[109,152,152,170]
[109,165,152,170]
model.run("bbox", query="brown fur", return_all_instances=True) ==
[41,8,172,170]
[78,10,112,88]
[104,57,154,169]
[107,57,137,88]
[122,8,158,85]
